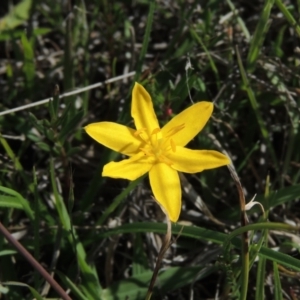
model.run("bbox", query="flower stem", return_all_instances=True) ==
[145,216,172,300]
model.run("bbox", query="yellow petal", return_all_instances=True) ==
[103,152,153,180]
[85,122,141,156]
[161,102,213,147]
[149,163,181,222]
[168,147,230,173]
[131,82,160,132]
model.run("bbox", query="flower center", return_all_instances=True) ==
[134,124,185,165]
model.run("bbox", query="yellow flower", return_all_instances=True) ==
[85,82,230,222]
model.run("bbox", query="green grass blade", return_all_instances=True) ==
[275,0,300,37]
[32,166,40,290]
[0,135,23,172]
[21,33,35,89]
[189,27,220,88]
[0,195,25,210]
[49,159,102,299]
[79,149,117,210]
[96,175,144,226]
[255,255,266,299]
[225,0,250,41]
[259,247,300,272]
[96,222,300,273]
[0,186,34,220]
[132,234,150,276]
[255,175,270,298]
[134,0,155,81]
[236,48,279,172]
[273,261,283,300]
[102,265,215,300]
[2,282,43,300]
[220,184,300,220]
[247,0,274,70]
[56,271,89,300]
[0,134,34,192]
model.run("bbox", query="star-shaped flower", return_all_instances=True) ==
[85,82,230,222]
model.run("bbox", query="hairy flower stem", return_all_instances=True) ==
[0,222,72,300]
[145,217,172,300]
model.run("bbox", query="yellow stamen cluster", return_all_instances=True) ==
[135,125,184,165]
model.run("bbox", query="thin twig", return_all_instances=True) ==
[0,222,72,300]
[0,71,136,116]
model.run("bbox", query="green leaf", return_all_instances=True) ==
[36,142,51,152]
[97,222,300,273]
[102,265,215,300]
[2,282,43,300]
[132,234,150,276]
[255,255,266,299]
[56,271,90,300]
[0,0,32,31]
[0,27,51,41]
[49,85,60,123]
[237,48,278,171]
[49,159,102,299]
[28,113,45,133]
[0,250,17,256]
[21,33,35,88]
[66,146,80,156]
[225,0,250,41]
[58,110,84,140]
[275,0,300,37]
[0,186,34,220]
[247,0,274,70]
[0,195,25,210]
[273,261,283,300]
[220,185,300,220]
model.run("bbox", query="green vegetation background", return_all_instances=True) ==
[0,0,300,299]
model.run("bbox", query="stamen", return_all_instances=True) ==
[134,128,147,136]
[158,154,173,166]
[151,128,160,135]
[166,123,185,137]
[150,127,163,148]
[170,139,176,152]
[134,128,150,143]
[140,147,153,156]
